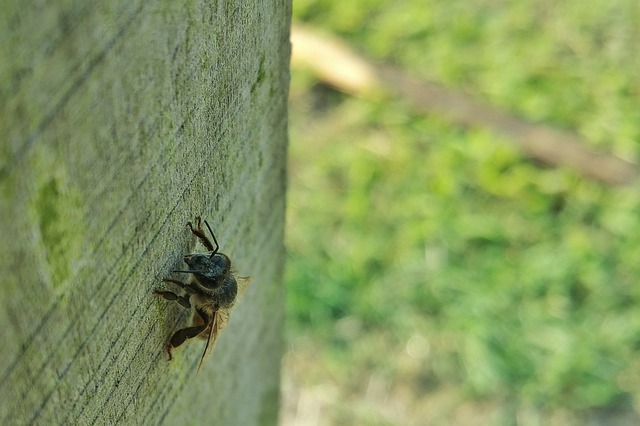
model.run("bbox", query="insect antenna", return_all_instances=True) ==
[204,220,219,258]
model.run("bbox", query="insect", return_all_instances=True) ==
[154,216,249,372]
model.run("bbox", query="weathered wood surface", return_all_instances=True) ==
[0,1,290,425]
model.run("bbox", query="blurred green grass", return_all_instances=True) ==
[285,0,640,424]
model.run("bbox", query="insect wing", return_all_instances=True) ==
[236,276,252,296]
[196,276,250,373]
[197,309,230,373]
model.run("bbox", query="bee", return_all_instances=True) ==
[154,216,249,372]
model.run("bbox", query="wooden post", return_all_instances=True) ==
[0,1,290,424]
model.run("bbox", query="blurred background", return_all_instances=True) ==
[282,0,640,425]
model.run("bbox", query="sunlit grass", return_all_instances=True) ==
[285,1,640,424]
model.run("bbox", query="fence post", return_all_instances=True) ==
[0,1,290,424]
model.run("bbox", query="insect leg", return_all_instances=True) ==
[187,216,216,252]
[162,278,198,294]
[153,290,191,309]
[193,306,213,326]
[166,323,208,360]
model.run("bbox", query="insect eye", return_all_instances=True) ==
[211,253,230,270]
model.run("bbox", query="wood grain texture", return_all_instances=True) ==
[0,1,290,425]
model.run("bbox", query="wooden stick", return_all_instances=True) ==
[291,24,639,186]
